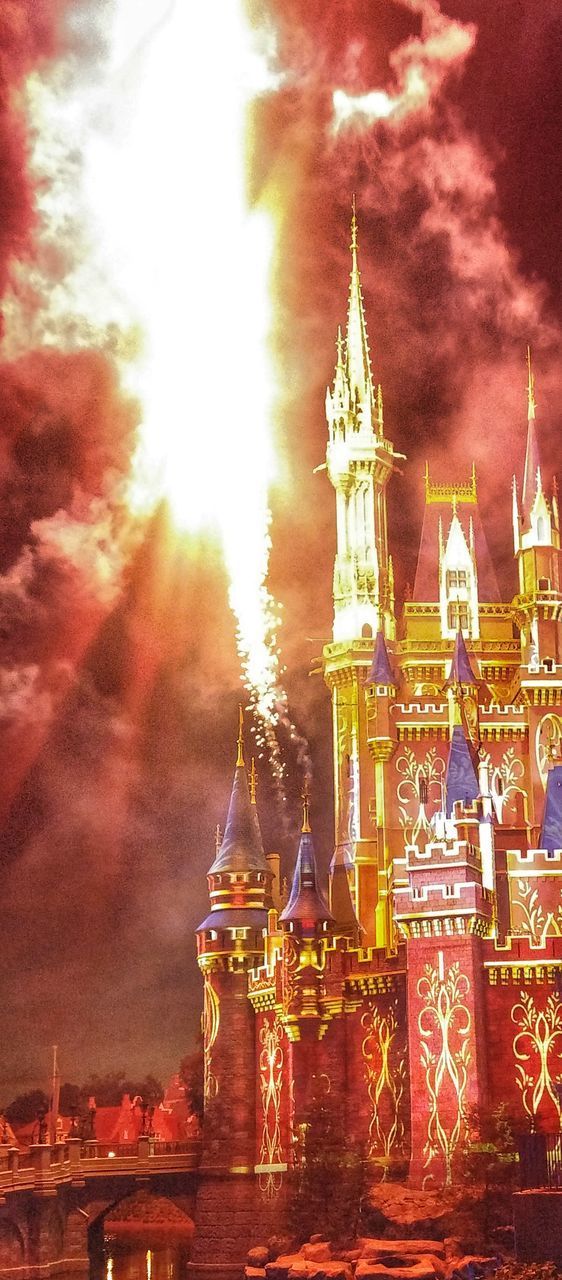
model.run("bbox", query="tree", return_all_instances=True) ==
[180,1040,204,1126]
[287,1081,365,1246]
[78,1071,164,1107]
[5,1090,49,1126]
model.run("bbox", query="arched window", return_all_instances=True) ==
[537,515,546,542]
[362,623,373,638]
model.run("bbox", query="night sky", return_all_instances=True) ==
[0,0,561,1101]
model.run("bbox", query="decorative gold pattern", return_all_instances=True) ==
[203,973,220,1102]
[258,1015,284,1197]
[512,991,562,1126]
[417,960,471,1186]
[396,746,445,845]
[361,1001,407,1167]
[484,746,526,823]
[512,879,562,946]
[535,714,562,791]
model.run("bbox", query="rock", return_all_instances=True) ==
[302,1244,332,1263]
[356,1259,438,1280]
[444,1241,463,1263]
[249,1248,270,1268]
[306,1265,353,1280]
[310,1235,329,1245]
[341,1250,362,1263]
[267,1255,302,1280]
[246,1270,266,1280]
[449,1255,499,1280]
[269,1239,298,1262]
[360,1240,445,1260]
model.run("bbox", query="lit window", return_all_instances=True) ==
[447,570,468,591]
[448,601,469,631]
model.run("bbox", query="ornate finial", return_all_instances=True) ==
[350,193,358,254]
[376,383,384,426]
[301,779,311,833]
[527,345,536,420]
[236,704,245,767]
[250,757,257,805]
[451,493,458,516]
[336,324,344,364]
[215,824,222,854]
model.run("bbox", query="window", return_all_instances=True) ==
[362,623,373,638]
[446,569,468,591]
[448,601,469,631]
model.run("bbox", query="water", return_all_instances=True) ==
[91,1242,185,1280]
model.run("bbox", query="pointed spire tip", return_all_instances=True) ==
[236,704,245,767]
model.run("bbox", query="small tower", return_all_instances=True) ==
[323,205,403,949]
[325,202,399,643]
[195,710,271,1167]
[439,492,480,640]
[279,792,334,1127]
[512,352,562,831]
[513,349,562,667]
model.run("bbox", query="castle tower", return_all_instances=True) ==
[323,207,402,946]
[394,787,494,1186]
[279,794,334,1123]
[191,714,272,1272]
[512,352,562,828]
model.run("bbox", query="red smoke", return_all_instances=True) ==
[1,0,562,1096]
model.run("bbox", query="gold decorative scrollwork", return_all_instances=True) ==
[483,746,526,824]
[396,746,445,845]
[361,1001,407,1168]
[535,714,562,791]
[512,991,562,1126]
[511,879,562,946]
[258,1015,284,1198]
[417,960,472,1187]
[203,973,220,1102]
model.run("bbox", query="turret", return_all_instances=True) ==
[513,349,562,669]
[325,200,401,642]
[195,711,270,1172]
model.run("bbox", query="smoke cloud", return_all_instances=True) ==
[0,0,561,1097]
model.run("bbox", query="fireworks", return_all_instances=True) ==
[8,0,304,783]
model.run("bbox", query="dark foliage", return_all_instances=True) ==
[4,1089,48,1125]
[180,1038,204,1126]
[287,1080,366,1246]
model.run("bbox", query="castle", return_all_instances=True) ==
[189,213,562,1272]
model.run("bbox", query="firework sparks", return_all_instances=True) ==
[7,0,307,784]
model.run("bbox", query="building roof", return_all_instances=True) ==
[330,848,361,936]
[368,630,396,685]
[540,765,562,853]
[280,828,333,925]
[444,628,479,687]
[445,725,480,817]
[413,493,500,603]
[196,907,268,932]
[208,761,268,876]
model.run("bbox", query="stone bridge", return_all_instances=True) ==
[0,1136,201,1279]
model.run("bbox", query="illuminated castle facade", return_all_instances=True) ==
[190,216,562,1268]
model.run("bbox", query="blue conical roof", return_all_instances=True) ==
[445,724,479,816]
[280,829,333,925]
[368,630,397,685]
[208,763,268,875]
[444,628,479,687]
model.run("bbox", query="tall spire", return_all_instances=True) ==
[236,704,245,767]
[208,715,268,875]
[346,196,375,419]
[444,627,479,688]
[522,346,542,515]
[279,804,333,926]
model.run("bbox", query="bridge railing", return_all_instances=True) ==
[0,1135,202,1196]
